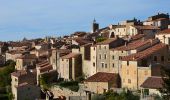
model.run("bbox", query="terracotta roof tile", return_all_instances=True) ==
[133,25,160,30]
[157,29,170,35]
[39,65,53,73]
[96,38,117,45]
[122,43,167,61]
[140,77,163,89]
[114,39,159,51]
[61,53,80,59]
[85,72,118,82]
[73,38,92,46]
[11,70,27,77]
[17,54,37,59]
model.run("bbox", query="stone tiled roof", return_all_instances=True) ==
[73,38,92,46]
[7,50,28,55]
[122,43,167,61]
[39,65,53,73]
[61,53,80,59]
[96,38,117,45]
[17,54,37,59]
[133,25,160,30]
[157,29,170,35]
[11,70,27,77]
[36,61,53,73]
[85,72,118,82]
[113,39,159,51]
[140,77,163,89]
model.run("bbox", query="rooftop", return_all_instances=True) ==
[157,29,170,35]
[17,54,37,59]
[133,25,160,30]
[11,70,28,77]
[61,53,80,59]
[96,38,117,45]
[140,77,163,89]
[85,72,118,82]
[113,39,159,51]
[73,38,92,46]
[122,43,167,61]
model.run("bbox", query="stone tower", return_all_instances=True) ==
[92,18,99,33]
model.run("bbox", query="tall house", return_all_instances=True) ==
[92,19,99,33]
[11,70,40,100]
[143,13,170,30]
[50,49,70,71]
[121,43,170,90]
[96,38,125,73]
[156,29,170,46]
[59,53,82,81]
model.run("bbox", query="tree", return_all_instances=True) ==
[102,90,140,100]
[159,66,170,100]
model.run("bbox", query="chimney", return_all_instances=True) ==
[142,37,145,42]
[150,39,153,46]
[125,41,128,47]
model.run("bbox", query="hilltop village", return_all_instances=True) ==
[1,13,170,100]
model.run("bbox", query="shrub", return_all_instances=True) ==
[58,81,79,92]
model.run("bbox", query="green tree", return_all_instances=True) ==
[159,66,170,100]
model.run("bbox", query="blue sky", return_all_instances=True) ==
[0,0,170,41]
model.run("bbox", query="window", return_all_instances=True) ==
[153,56,157,61]
[127,61,129,66]
[99,45,101,50]
[53,59,55,63]
[144,71,148,75]
[99,54,102,59]
[62,59,64,61]
[112,63,114,67]
[101,63,104,68]
[104,46,107,49]
[128,79,131,84]
[121,51,123,53]
[112,56,114,60]
[123,79,125,82]
[119,56,122,60]
[93,62,95,67]
[134,71,136,74]
[15,78,17,82]
[104,54,107,59]
[94,47,95,51]
[127,70,129,75]
[161,56,164,62]
[132,29,134,34]
[105,64,107,68]
[168,38,170,44]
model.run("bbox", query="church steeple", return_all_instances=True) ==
[92,18,99,33]
[93,18,96,23]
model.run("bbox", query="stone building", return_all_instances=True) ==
[11,70,40,100]
[15,54,37,70]
[84,72,120,94]
[121,43,169,90]
[96,38,125,73]
[59,53,82,80]
[156,29,170,45]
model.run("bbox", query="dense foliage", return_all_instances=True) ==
[96,37,106,43]
[160,66,170,100]
[58,81,79,92]
[0,60,15,100]
[0,60,15,87]
[40,71,58,89]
